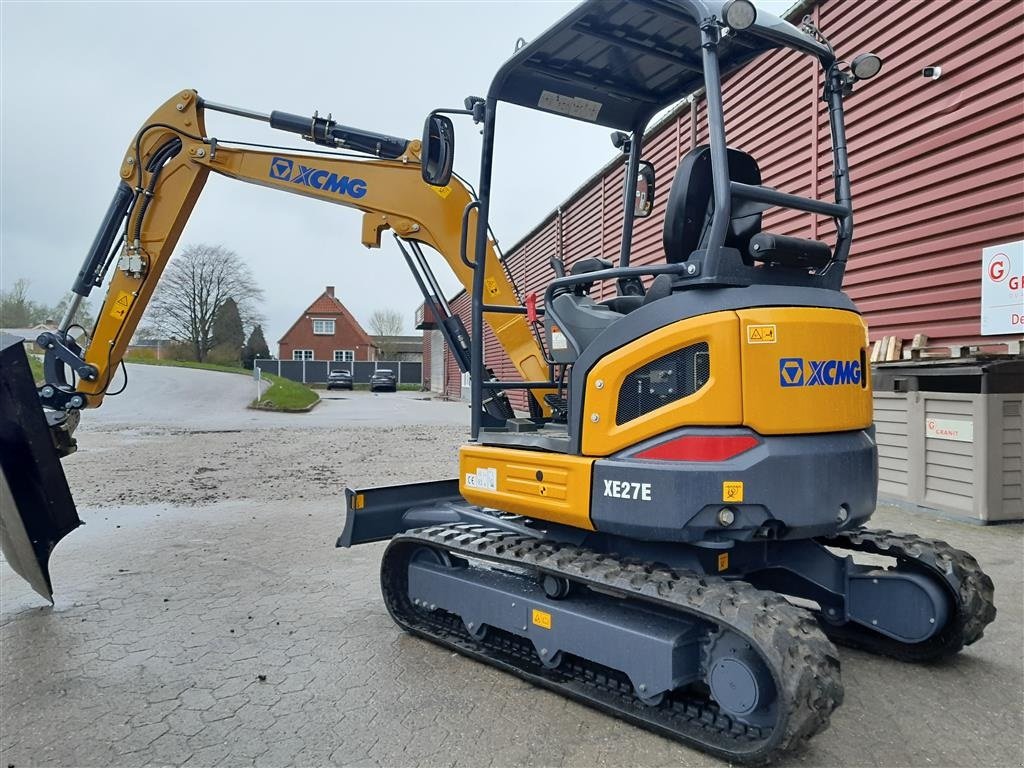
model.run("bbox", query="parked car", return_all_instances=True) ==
[369,369,397,393]
[326,369,354,390]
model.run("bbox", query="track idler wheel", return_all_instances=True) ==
[705,630,777,726]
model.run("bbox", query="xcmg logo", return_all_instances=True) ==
[779,357,862,387]
[268,157,367,199]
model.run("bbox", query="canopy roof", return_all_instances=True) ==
[488,0,833,130]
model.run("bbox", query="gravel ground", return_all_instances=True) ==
[2,367,1022,767]
[62,422,465,507]
[61,365,468,507]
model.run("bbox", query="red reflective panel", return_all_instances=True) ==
[635,435,759,462]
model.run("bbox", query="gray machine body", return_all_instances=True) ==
[590,427,878,542]
[408,554,705,700]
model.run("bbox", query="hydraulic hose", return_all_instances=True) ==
[131,137,183,245]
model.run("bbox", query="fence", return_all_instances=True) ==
[252,359,422,386]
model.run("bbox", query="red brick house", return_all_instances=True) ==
[277,286,377,363]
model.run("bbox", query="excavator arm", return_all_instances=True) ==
[41,89,551,413]
[2,89,553,600]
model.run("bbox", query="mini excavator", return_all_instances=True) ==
[0,1,996,764]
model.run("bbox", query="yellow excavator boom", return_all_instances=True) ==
[73,90,550,409]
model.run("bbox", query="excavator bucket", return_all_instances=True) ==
[0,333,82,601]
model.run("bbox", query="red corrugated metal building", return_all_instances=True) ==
[427,0,1024,408]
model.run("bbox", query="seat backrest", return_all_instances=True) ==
[662,145,762,264]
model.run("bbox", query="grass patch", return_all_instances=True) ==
[123,356,248,375]
[255,373,319,411]
[124,356,318,411]
[28,354,45,383]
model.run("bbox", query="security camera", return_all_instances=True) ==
[922,66,942,80]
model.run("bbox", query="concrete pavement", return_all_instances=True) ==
[1,365,1021,767]
[1,498,1021,768]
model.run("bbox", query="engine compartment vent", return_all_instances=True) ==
[616,342,710,425]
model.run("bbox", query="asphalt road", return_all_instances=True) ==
[85,363,468,430]
[2,364,1022,767]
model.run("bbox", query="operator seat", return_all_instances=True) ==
[546,143,834,364]
[546,257,622,364]
[663,145,832,269]
[546,261,676,363]
[663,145,763,263]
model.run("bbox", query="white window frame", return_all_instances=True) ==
[333,350,355,362]
[292,349,314,361]
[311,318,336,335]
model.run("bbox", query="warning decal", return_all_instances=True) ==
[722,481,744,503]
[532,608,552,630]
[746,324,777,344]
[465,467,497,491]
[109,290,134,320]
[538,90,602,122]
[717,552,729,572]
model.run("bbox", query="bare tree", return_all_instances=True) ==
[147,244,265,361]
[369,308,405,360]
[0,278,45,327]
[0,279,94,330]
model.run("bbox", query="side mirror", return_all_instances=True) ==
[421,113,455,187]
[634,161,656,218]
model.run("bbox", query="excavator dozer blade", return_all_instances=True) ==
[0,333,82,602]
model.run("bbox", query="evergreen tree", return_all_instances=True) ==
[210,297,245,364]
[212,297,244,346]
[243,324,271,368]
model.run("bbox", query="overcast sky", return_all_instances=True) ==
[1,0,792,345]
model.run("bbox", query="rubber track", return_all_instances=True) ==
[817,528,997,662]
[381,524,843,765]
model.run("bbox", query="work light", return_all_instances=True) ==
[723,0,757,31]
[851,53,883,80]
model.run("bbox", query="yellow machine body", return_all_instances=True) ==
[581,305,871,456]
[460,305,872,530]
[459,445,596,530]
[580,311,743,456]
[736,307,872,435]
